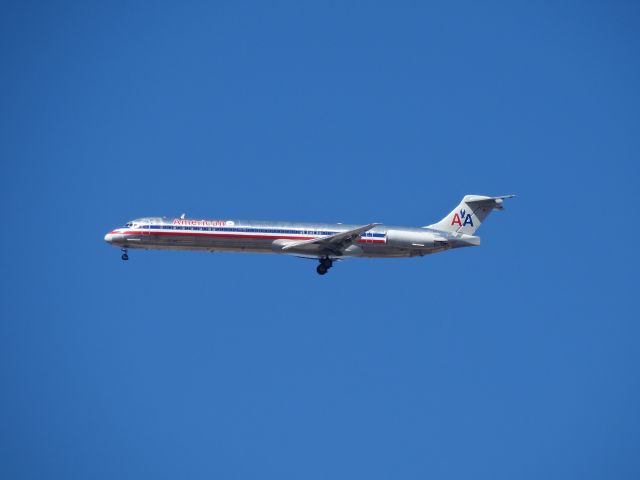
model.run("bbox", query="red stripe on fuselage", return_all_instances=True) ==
[119,230,315,241]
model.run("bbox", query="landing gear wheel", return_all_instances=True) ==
[121,248,129,261]
[320,257,333,269]
[316,257,333,275]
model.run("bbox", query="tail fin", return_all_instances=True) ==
[426,194,515,235]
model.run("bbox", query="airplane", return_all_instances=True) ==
[104,194,514,275]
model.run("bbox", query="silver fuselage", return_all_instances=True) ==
[104,216,480,259]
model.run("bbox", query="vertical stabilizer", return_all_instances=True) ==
[426,194,514,235]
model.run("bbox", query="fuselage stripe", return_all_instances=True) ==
[113,229,386,244]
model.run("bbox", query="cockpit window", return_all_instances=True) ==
[124,222,133,228]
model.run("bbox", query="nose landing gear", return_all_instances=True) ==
[316,257,333,275]
[121,248,129,261]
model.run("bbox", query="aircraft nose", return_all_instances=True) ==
[104,233,113,243]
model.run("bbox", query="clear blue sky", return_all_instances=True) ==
[1,1,638,478]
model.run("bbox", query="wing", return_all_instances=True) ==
[281,223,380,256]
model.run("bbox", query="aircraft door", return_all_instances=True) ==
[142,218,151,235]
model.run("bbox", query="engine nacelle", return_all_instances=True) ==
[385,229,436,248]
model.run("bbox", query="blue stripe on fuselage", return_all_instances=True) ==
[141,225,385,237]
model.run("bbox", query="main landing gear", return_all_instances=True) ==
[316,257,333,275]
[121,248,129,261]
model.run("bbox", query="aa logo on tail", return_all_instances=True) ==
[451,209,474,227]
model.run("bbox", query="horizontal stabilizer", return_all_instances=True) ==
[464,194,515,211]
